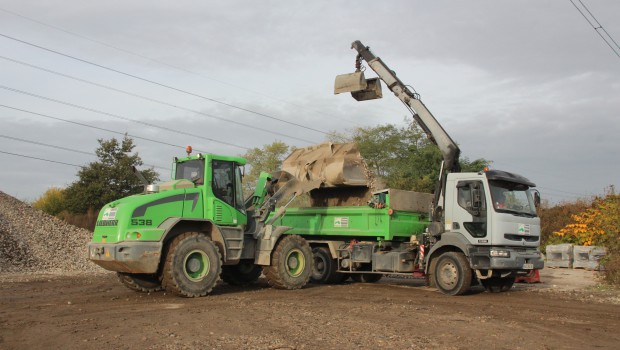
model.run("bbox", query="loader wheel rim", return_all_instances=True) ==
[183,250,210,281]
[438,261,458,288]
[286,249,305,277]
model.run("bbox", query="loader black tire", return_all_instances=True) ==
[481,276,515,293]
[221,261,262,286]
[117,272,163,293]
[161,232,222,297]
[433,252,472,296]
[351,273,382,283]
[311,247,347,284]
[264,235,312,290]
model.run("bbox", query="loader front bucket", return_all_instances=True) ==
[281,142,370,188]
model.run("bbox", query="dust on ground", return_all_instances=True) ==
[1,267,618,350]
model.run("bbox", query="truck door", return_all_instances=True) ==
[453,181,489,245]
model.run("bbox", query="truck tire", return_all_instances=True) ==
[311,247,346,284]
[161,232,222,297]
[351,273,382,283]
[221,261,262,286]
[264,235,312,290]
[117,272,163,293]
[481,276,515,293]
[433,252,472,296]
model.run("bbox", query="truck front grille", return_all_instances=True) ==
[504,234,539,242]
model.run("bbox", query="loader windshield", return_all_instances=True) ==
[489,180,537,217]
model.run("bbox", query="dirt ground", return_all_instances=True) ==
[1,268,619,350]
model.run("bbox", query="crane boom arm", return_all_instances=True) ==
[350,40,461,173]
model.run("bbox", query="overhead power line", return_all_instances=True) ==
[569,0,620,59]
[0,149,82,167]
[0,104,208,153]
[0,32,331,135]
[0,7,345,124]
[0,134,169,171]
[0,85,250,150]
[0,55,316,144]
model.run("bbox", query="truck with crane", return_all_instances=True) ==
[87,40,543,297]
[271,41,544,295]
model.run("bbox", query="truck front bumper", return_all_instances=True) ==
[468,246,544,272]
[88,241,163,274]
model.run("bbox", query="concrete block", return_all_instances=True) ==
[573,245,595,269]
[545,244,573,268]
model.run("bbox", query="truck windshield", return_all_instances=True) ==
[489,180,537,217]
[175,159,205,184]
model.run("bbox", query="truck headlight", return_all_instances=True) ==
[490,249,510,258]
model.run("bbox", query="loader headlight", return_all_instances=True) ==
[126,231,142,240]
[490,249,510,258]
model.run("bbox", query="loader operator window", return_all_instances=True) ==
[175,159,205,184]
[212,160,244,213]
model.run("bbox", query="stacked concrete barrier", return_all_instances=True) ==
[546,244,608,270]
[588,246,608,271]
[572,245,594,269]
[545,244,574,268]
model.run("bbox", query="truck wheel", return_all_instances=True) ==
[311,247,346,284]
[352,273,382,283]
[221,261,263,286]
[117,272,163,293]
[264,235,312,290]
[161,232,222,297]
[433,252,472,296]
[481,277,515,293]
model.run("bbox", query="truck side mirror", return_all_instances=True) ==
[471,184,482,217]
[533,190,541,208]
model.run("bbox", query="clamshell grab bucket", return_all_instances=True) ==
[334,71,383,101]
[334,71,367,94]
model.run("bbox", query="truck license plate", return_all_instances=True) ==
[523,263,534,270]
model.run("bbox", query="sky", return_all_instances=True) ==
[0,0,618,204]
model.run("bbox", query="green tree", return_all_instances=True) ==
[32,187,66,216]
[241,141,290,195]
[330,122,490,193]
[64,136,158,213]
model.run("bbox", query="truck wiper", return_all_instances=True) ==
[496,208,536,218]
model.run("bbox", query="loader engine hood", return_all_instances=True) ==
[93,187,199,244]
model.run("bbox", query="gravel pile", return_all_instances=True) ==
[0,191,103,273]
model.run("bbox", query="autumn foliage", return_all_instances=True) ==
[540,189,620,286]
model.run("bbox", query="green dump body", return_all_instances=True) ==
[271,189,433,242]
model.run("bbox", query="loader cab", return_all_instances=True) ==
[173,153,247,227]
